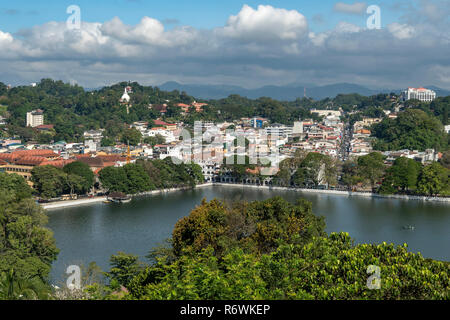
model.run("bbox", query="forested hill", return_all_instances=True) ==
[160,81,450,100]
[0,79,200,143]
[0,79,448,150]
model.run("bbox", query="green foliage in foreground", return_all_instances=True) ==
[118,234,449,300]
[0,269,52,300]
[171,197,325,257]
[0,173,59,286]
[85,197,449,300]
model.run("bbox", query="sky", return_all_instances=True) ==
[0,0,449,89]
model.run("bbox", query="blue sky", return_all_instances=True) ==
[0,0,448,89]
[1,0,399,33]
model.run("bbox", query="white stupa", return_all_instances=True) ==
[120,87,130,103]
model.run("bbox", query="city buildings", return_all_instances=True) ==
[250,117,269,128]
[1,104,445,187]
[0,149,69,184]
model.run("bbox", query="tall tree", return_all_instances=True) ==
[293,152,337,187]
[380,157,421,194]
[63,161,95,193]
[340,160,361,190]
[121,128,142,146]
[417,162,449,196]
[357,152,386,189]
[31,165,67,199]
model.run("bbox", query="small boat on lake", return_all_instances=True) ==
[107,192,132,204]
[403,225,415,231]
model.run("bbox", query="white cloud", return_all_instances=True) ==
[0,2,449,90]
[334,21,362,33]
[101,16,166,45]
[0,30,13,43]
[308,32,329,46]
[333,2,367,15]
[388,23,415,39]
[220,5,308,41]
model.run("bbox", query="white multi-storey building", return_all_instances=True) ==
[83,129,104,143]
[402,87,436,102]
[26,109,44,127]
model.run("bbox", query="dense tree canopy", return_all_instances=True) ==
[0,171,33,200]
[0,173,59,283]
[143,134,165,147]
[372,109,448,152]
[417,162,450,196]
[292,152,337,187]
[32,164,94,198]
[99,159,204,194]
[357,152,386,189]
[379,157,421,194]
[63,161,95,193]
[121,128,142,146]
[172,197,325,257]
[31,166,67,199]
[98,164,153,194]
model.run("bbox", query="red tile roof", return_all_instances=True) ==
[0,153,20,162]
[15,156,46,166]
[40,159,75,168]
[154,120,174,126]
[98,155,126,162]
[13,149,58,158]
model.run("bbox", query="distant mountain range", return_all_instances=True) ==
[158,81,450,101]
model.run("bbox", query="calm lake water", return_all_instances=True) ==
[47,185,450,284]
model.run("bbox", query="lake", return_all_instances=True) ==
[47,185,450,284]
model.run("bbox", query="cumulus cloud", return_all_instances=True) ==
[101,16,166,45]
[0,30,13,43]
[0,2,449,90]
[333,2,367,15]
[220,4,308,42]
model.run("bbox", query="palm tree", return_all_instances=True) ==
[0,269,51,300]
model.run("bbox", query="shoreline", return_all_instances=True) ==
[41,182,450,210]
[214,183,450,203]
[42,183,214,210]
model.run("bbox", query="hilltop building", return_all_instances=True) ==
[402,87,436,102]
[120,88,130,103]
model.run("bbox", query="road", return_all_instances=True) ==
[339,119,352,162]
